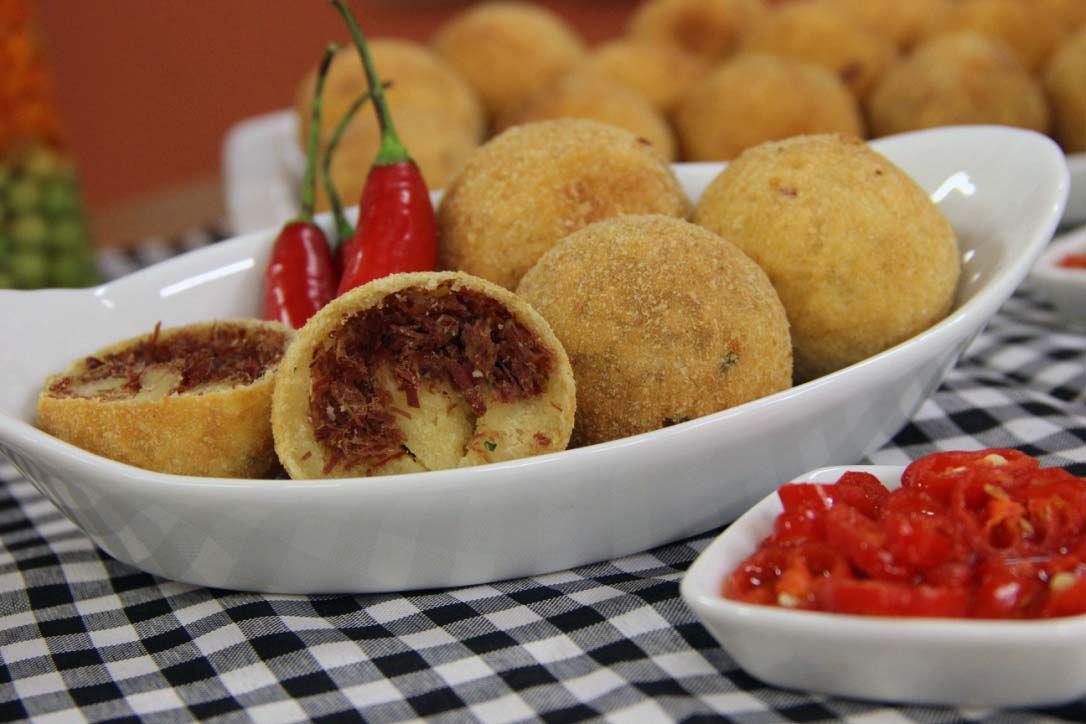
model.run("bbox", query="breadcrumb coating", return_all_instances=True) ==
[432,2,585,124]
[438,119,690,290]
[693,135,960,383]
[577,40,710,114]
[629,0,768,61]
[517,214,792,446]
[867,33,1049,138]
[674,53,863,162]
[919,0,1065,72]
[741,1,897,99]
[828,0,951,50]
[1045,29,1086,153]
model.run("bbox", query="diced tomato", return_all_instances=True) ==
[973,561,1044,618]
[833,471,889,518]
[772,509,823,544]
[884,512,952,569]
[825,504,909,581]
[778,483,834,513]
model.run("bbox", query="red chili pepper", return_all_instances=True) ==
[332,0,437,296]
[262,45,339,329]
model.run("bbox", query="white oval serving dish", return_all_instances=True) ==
[680,464,1086,708]
[0,125,1070,594]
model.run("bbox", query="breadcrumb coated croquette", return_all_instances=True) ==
[867,33,1049,138]
[1045,29,1086,153]
[1038,0,1086,30]
[438,119,689,290]
[576,40,710,114]
[629,0,767,61]
[499,73,677,161]
[432,2,585,125]
[295,41,483,149]
[920,0,1065,72]
[517,215,792,446]
[693,135,960,383]
[828,0,950,50]
[674,53,863,162]
[741,1,897,99]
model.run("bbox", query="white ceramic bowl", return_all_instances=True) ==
[0,126,1069,594]
[680,465,1086,708]
[1030,225,1086,329]
[1067,152,1086,227]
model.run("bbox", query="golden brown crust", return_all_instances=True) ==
[866,33,1050,138]
[740,1,898,99]
[437,118,690,291]
[629,0,768,62]
[919,0,1065,73]
[517,214,792,447]
[693,134,960,383]
[828,0,951,50]
[432,2,585,124]
[674,53,864,162]
[498,72,678,161]
[1045,29,1086,154]
[271,271,576,479]
[37,319,290,478]
[577,40,710,114]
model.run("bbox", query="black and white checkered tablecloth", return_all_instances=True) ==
[3,234,1086,723]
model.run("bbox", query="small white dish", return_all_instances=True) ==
[1030,225,1086,328]
[1066,152,1086,227]
[680,465,1086,708]
[0,125,1069,594]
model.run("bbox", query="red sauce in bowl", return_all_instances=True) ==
[1058,253,1086,270]
[723,449,1086,618]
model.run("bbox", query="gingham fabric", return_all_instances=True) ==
[2,237,1086,722]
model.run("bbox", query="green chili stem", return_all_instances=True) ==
[331,0,409,165]
[299,44,339,222]
[322,87,384,244]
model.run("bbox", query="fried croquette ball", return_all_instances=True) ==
[576,40,711,114]
[38,320,291,478]
[272,272,575,479]
[1038,0,1086,30]
[316,107,478,210]
[438,119,690,290]
[432,2,585,124]
[674,53,863,161]
[517,215,792,446]
[1045,29,1086,153]
[866,33,1050,138]
[828,0,951,50]
[741,1,897,99]
[499,73,678,161]
[295,41,484,148]
[629,0,768,61]
[693,135,960,383]
[920,0,1065,72]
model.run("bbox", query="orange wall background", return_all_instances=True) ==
[35,0,635,215]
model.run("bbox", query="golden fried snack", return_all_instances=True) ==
[517,215,792,446]
[432,2,585,125]
[694,135,960,383]
[741,1,897,99]
[629,0,768,62]
[498,72,677,161]
[1045,29,1086,153]
[867,33,1050,138]
[295,40,484,147]
[438,119,689,290]
[920,0,1065,72]
[272,271,575,479]
[576,40,710,114]
[828,0,950,50]
[315,106,478,210]
[1038,0,1086,30]
[674,53,863,161]
[38,320,290,478]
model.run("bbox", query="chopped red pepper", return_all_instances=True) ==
[1057,252,1086,269]
[723,449,1086,619]
[331,0,437,296]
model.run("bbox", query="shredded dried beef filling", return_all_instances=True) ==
[48,323,286,400]
[308,284,555,474]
